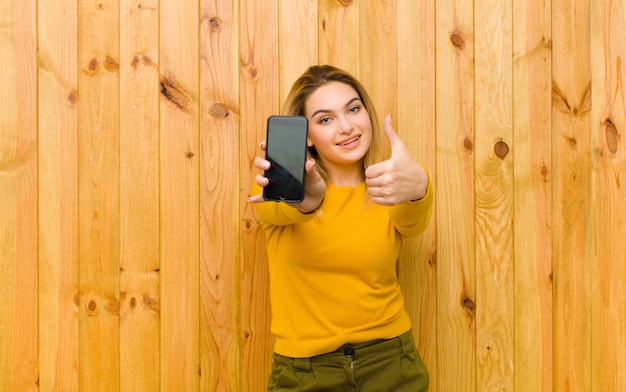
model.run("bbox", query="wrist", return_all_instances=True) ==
[298,198,324,214]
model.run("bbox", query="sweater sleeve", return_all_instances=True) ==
[388,176,434,237]
[251,183,317,226]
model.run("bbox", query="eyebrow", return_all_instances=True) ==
[309,97,363,119]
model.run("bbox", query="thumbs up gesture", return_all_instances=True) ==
[365,115,429,205]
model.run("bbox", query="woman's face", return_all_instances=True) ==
[304,81,373,172]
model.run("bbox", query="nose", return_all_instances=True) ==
[337,116,353,134]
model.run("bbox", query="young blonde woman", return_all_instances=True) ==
[249,65,432,392]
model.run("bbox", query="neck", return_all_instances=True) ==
[327,165,363,187]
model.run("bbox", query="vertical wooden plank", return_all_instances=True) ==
[318,0,360,75]
[77,0,120,389]
[119,0,160,391]
[0,0,38,390]
[240,0,278,390]
[359,0,397,126]
[38,0,79,390]
[590,1,626,390]
[552,0,592,390]
[159,0,200,389]
[278,0,317,105]
[512,0,553,391]
[474,0,514,390]
[435,0,476,390]
[199,0,241,390]
[396,1,437,390]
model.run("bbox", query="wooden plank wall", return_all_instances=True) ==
[1,0,625,391]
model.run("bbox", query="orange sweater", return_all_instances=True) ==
[253,181,433,358]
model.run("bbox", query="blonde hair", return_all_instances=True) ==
[282,65,387,184]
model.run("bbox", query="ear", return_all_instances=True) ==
[307,138,314,147]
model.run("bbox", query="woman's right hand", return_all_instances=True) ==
[247,141,326,213]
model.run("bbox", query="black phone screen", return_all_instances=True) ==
[262,115,308,202]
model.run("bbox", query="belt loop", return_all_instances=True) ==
[293,357,311,372]
[398,330,414,355]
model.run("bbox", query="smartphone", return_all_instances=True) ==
[262,115,308,202]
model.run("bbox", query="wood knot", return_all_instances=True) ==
[464,137,474,152]
[143,296,160,313]
[605,118,619,154]
[160,77,192,111]
[552,81,591,117]
[87,300,98,313]
[462,297,476,319]
[428,251,437,266]
[567,137,577,149]
[67,91,78,105]
[248,66,258,79]
[132,54,155,69]
[494,141,509,159]
[450,32,465,50]
[130,296,137,309]
[104,55,119,72]
[209,18,221,31]
[86,57,99,75]
[463,297,476,310]
[209,103,229,118]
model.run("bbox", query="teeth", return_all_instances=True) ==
[340,136,360,146]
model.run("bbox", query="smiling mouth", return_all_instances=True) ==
[338,135,361,146]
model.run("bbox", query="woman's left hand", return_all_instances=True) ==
[365,115,429,206]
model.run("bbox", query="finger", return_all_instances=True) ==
[254,156,270,171]
[259,140,267,151]
[364,160,387,180]
[304,159,321,182]
[365,176,384,189]
[255,173,270,187]
[247,194,265,203]
[382,114,407,155]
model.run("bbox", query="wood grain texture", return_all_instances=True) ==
[199,0,241,391]
[474,0,515,390]
[159,0,200,390]
[239,1,278,390]
[77,0,121,390]
[590,1,626,390]
[435,0,476,390]
[119,0,160,391]
[279,0,317,107]
[359,0,397,129]
[552,0,593,391]
[318,0,360,75]
[37,0,79,390]
[0,0,38,390]
[3,2,626,391]
[512,1,553,392]
[396,2,437,390]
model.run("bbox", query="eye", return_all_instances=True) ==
[319,116,331,124]
[348,105,361,114]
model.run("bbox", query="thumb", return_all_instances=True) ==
[383,114,406,155]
